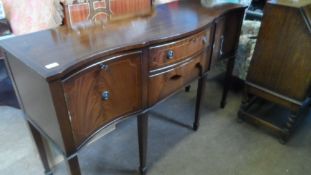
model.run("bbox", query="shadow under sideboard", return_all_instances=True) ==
[0,59,19,108]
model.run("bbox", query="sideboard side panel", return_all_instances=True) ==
[5,52,65,152]
[222,8,246,58]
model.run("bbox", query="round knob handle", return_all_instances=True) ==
[220,35,224,56]
[100,64,109,71]
[167,50,174,59]
[101,91,110,101]
[202,36,208,45]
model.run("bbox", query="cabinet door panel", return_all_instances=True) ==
[63,52,142,146]
[210,16,226,67]
[210,9,245,68]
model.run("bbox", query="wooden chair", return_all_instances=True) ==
[238,0,311,143]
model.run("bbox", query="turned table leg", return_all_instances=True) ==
[220,57,235,109]
[193,76,207,131]
[28,122,53,175]
[237,93,249,123]
[280,111,300,144]
[137,113,149,175]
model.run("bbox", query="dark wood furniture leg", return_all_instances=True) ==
[66,155,82,175]
[185,85,191,92]
[137,113,148,175]
[28,122,53,175]
[193,75,207,131]
[220,57,235,109]
[279,111,300,144]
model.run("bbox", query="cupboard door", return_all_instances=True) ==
[210,9,245,68]
[63,52,142,146]
[148,54,203,106]
[210,16,226,67]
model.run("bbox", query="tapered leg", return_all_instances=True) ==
[137,113,149,175]
[28,122,53,175]
[185,85,191,92]
[66,155,81,175]
[193,76,207,131]
[220,57,235,108]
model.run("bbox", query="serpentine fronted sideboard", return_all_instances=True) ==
[1,1,246,174]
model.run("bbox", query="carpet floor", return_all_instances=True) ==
[1,81,310,175]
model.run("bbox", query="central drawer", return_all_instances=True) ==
[63,52,142,146]
[148,53,204,106]
[149,30,210,70]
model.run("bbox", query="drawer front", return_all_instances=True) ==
[149,30,210,70]
[148,54,203,106]
[63,52,142,146]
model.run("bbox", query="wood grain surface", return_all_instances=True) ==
[149,30,208,70]
[3,0,246,161]
[0,0,244,81]
[247,3,311,102]
[63,52,143,145]
[148,53,203,106]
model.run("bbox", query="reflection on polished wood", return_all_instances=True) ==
[63,52,143,146]
[154,0,178,5]
[1,0,244,81]
[1,0,246,174]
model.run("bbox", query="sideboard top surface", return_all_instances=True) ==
[0,0,244,81]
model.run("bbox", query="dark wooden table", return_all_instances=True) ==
[1,1,246,174]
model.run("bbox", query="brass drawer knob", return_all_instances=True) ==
[102,91,110,101]
[100,64,109,71]
[220,35,224,56]
[202,36,208,45]
[167,50,174,59]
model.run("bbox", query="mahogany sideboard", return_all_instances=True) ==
[1,1,246,174]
